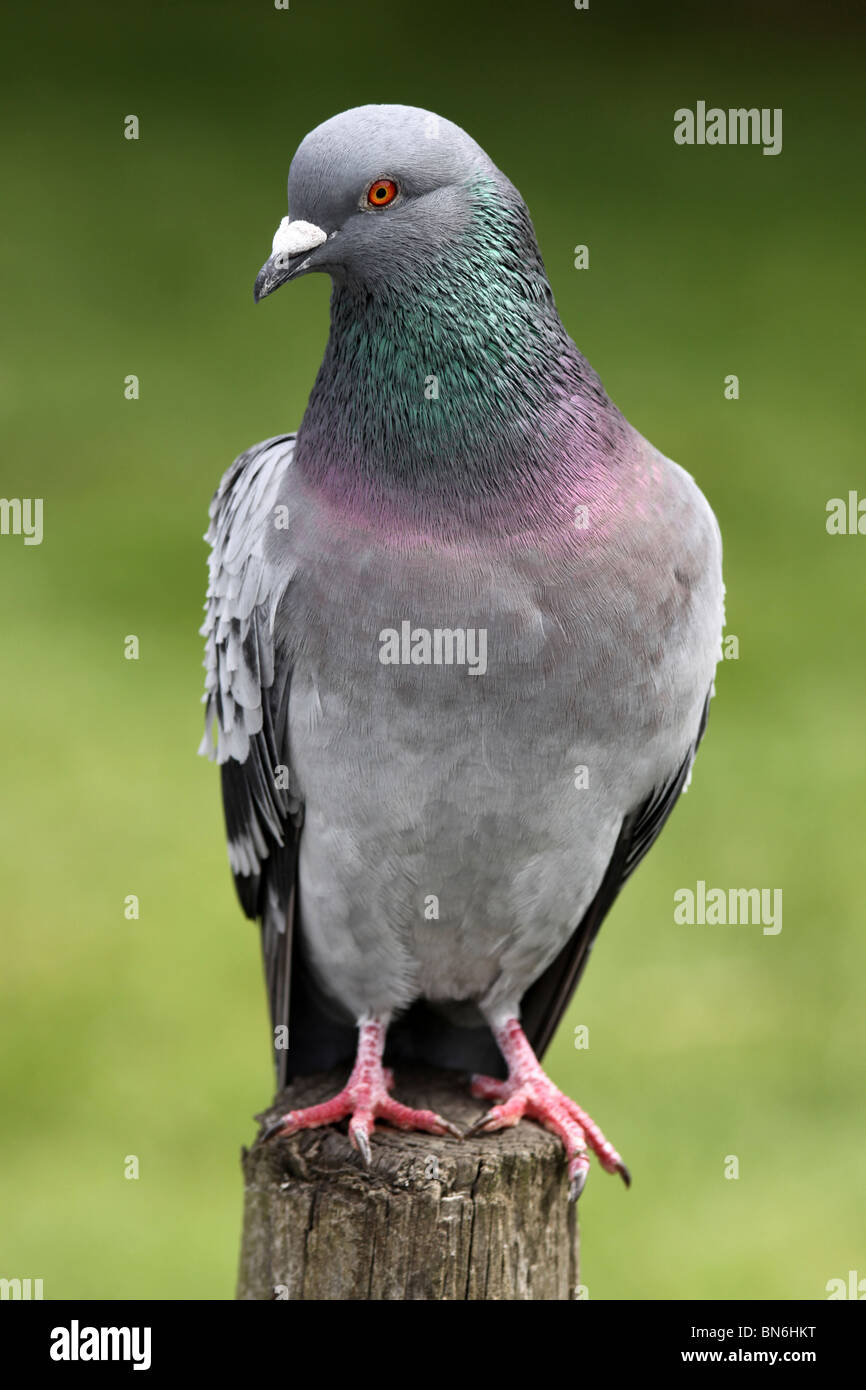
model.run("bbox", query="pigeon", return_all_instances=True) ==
[200,104,724,1198]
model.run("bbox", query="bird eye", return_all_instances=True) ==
[366,178,398,208]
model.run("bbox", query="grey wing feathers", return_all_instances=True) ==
[521,686,714,1060]
[200,434,301,1085]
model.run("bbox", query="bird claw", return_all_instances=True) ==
[349,1117,373,1167]
[568,1158,591,1203]
[433,1117,464,1140]
[261,1115,291,1144]
[464,1114,494,1138]
[256,1022,461,1162]
[465,1107,520,1138]
[470,1021,630,1198]
[615,1160,631,1189]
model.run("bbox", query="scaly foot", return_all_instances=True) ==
[467,1018,630,1200]
[261,1018,460,1164]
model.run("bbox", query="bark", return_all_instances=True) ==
[237,1065,579,1301]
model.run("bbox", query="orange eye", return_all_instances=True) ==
[366,178,398,208]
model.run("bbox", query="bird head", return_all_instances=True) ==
[253,104,503,302]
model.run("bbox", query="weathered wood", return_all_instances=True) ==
[237,1065,579,1300]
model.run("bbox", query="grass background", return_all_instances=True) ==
[1,0,863,1299]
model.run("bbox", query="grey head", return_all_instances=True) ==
[249,105,619,520]
[253,104,511,300]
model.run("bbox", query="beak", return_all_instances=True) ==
[254,218,328,302]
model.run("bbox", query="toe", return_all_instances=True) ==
[556,1093,629,1181]
[377,1096,461,1138]
[469,1073,509,1102]
[465,1091,527,1135]
[259,1090,356,1143]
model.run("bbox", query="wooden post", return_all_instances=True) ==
[237,1065,579,1300]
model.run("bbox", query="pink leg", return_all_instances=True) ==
[261,1018,460,1164]
[468,1017,630,1200]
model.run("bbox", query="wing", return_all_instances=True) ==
[521,686,714,1060]
[200,434,306,1088]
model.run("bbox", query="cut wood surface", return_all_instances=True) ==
[237,1065,579,1301]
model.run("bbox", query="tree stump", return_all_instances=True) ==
[237,1065,579,1300]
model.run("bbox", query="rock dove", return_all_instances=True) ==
[200,104,724,1198]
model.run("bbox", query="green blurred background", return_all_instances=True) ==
[2,0,863,1300]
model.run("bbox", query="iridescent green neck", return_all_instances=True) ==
[295,177,620,522]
